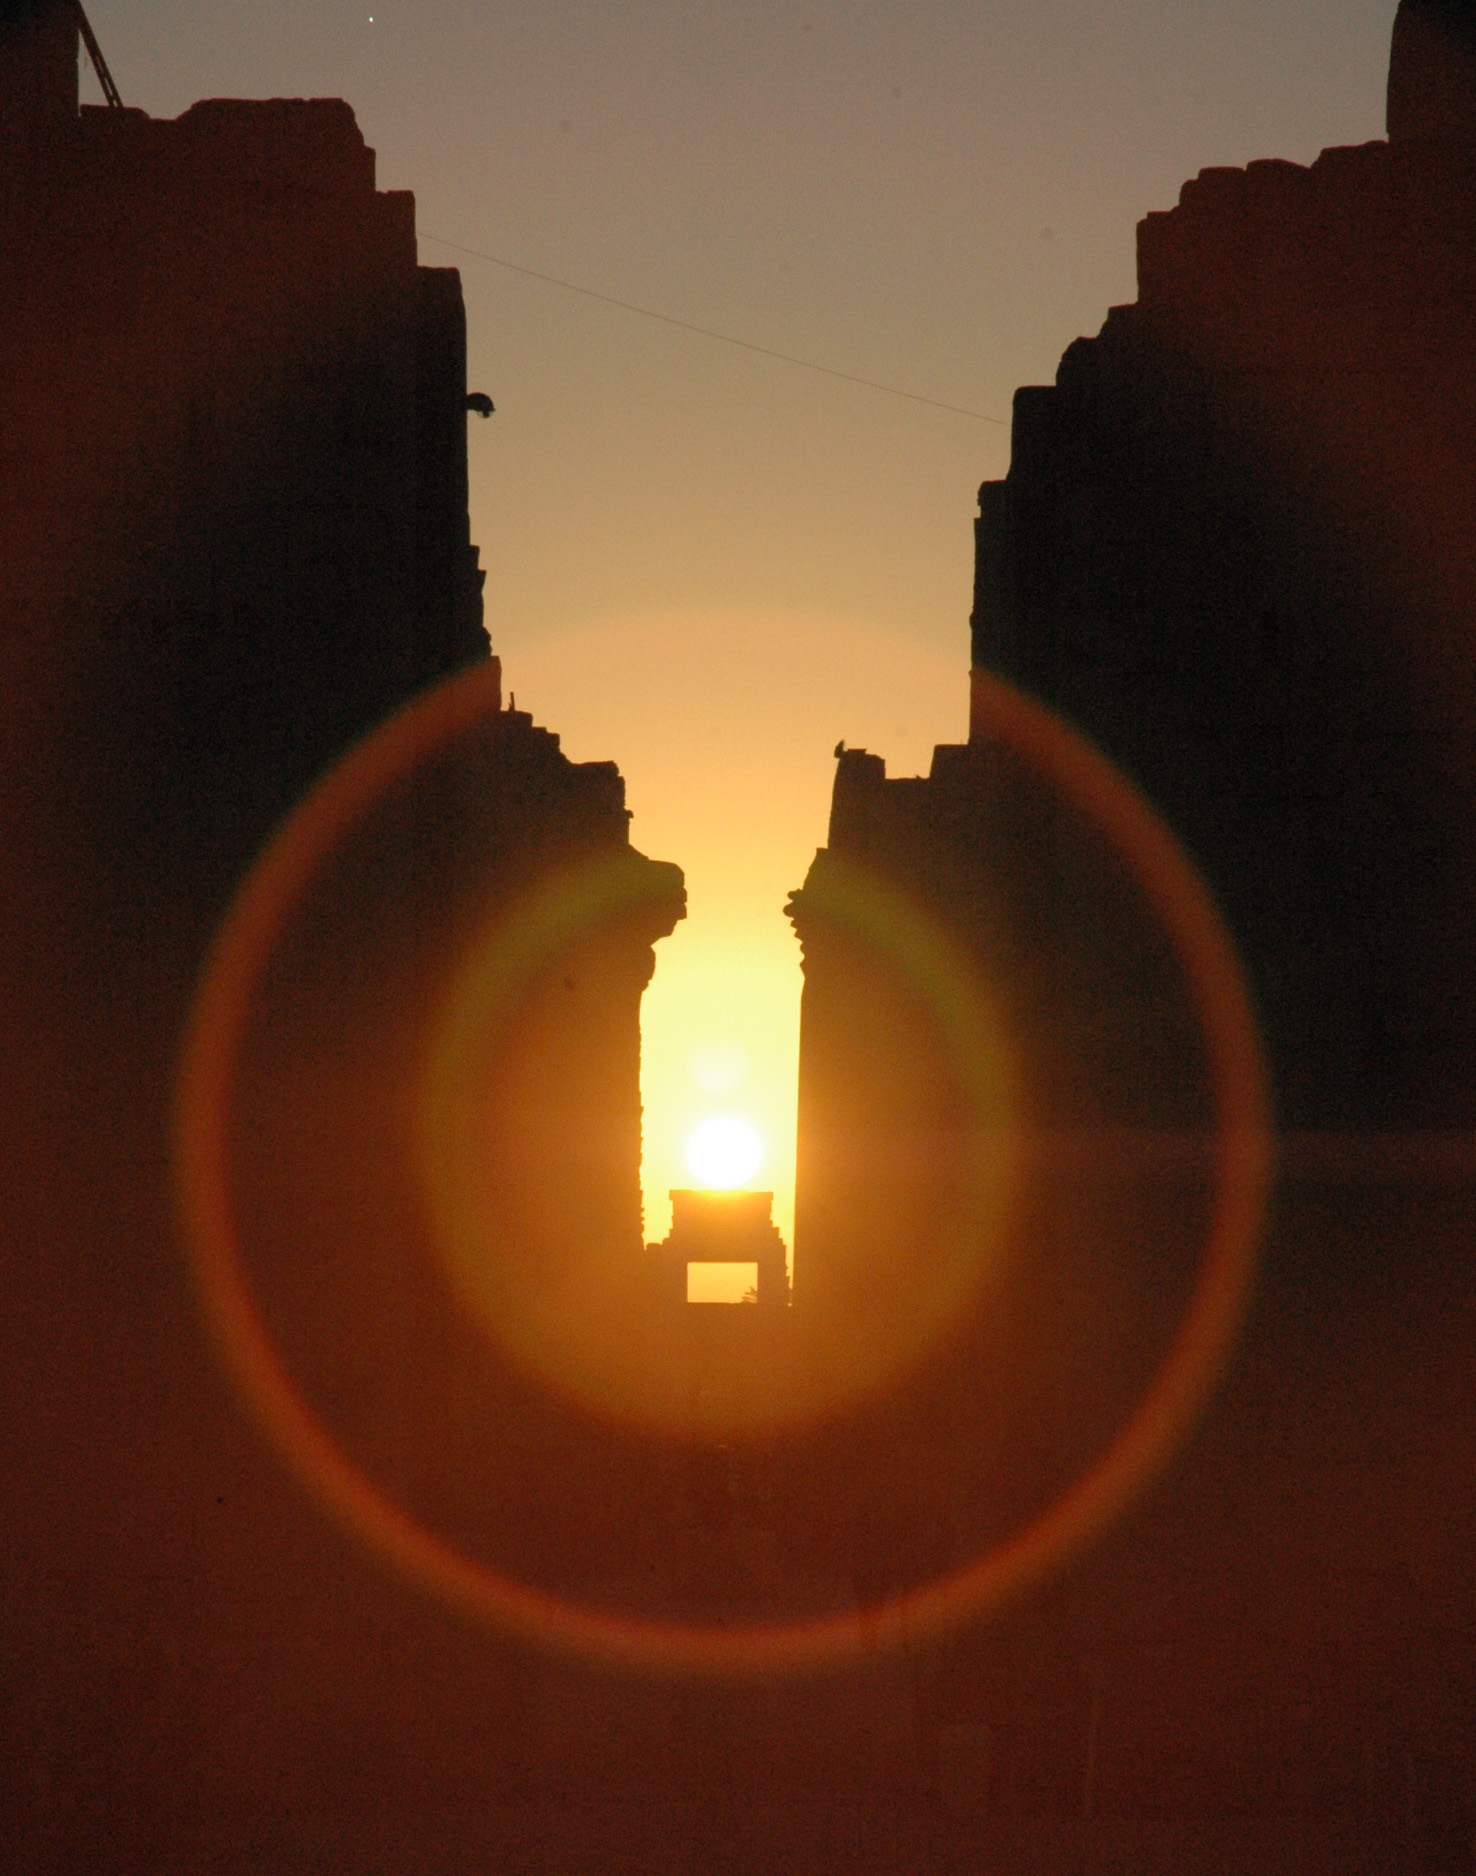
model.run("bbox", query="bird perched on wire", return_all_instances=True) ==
[466,393,495,418]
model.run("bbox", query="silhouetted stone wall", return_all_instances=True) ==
[2,52,489,926]
[0,18,695,1868]
[1389,0,1476,139]
[782,8,1476,1861]
[971,80,1476,1128]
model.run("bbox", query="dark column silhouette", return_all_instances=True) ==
[1388,0,1476,139]
[2,33,492,919]
[1,0,76,166]
[970,10,1476,1130]
[0,16,694,1870]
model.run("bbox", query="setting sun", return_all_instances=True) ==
[686,1116,763,1190]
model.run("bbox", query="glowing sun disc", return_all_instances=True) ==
[687,1116,762,1188]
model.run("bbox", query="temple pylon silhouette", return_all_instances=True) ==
[0,6,693,1862]
[780,0,1476,1854]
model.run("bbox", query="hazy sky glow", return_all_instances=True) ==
[508,608,964,1242]
[88,1,1397,1242]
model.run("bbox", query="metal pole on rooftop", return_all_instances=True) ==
[74,2,120,107]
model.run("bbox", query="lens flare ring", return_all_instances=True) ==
[175,662,1271,1679]
[416,841,688,1389]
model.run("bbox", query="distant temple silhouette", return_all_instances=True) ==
[650,1189,790,1308]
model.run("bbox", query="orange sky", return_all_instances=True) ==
[89,0,1399,1242]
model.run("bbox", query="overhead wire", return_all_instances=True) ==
[419,233,1008,425]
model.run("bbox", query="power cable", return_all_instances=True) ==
[419,233,1008,425]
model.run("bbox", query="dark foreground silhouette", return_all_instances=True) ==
[3,2,1476,1870]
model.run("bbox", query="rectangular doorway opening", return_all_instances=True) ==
[686,1262,759,1305]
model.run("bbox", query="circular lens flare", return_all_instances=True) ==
[175,662,1271,1681]
[686,1116,762,1188]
